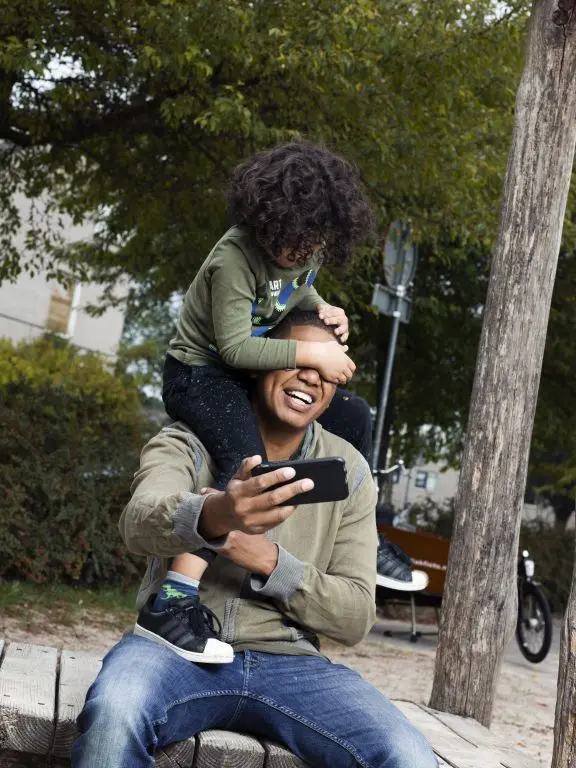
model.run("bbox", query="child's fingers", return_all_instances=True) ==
[318,305,345,320]
[322,307,345,318]
[321,315,341,326]
[333,323,349,340]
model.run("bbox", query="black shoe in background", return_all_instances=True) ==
[376,539,429,592]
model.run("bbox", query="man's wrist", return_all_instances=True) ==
[198,492,234,539]
[255,542,279,577]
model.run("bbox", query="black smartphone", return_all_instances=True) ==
[252,457,349,506]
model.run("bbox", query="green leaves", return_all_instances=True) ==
[0,335,152,583]
[1,0,530,291]
[12,0,576,491]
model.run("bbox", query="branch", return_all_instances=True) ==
[0,79,182,149]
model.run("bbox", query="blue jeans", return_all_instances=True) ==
[72,635,437,768]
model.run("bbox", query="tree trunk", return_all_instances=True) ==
[430,0,576,728]
[553,535,576,767]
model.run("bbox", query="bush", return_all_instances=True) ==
[407,496,574,614]
[519,522,574,614]
[0,335,153,585]
[409,497,455,538]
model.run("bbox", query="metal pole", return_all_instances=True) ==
[371,287,404,472]
[403,466,412,509]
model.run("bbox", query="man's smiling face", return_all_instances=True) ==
[255,323,337,432]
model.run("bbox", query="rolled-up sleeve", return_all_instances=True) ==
[119,426,226,557]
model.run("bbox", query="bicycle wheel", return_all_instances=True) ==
[516,582,553,663]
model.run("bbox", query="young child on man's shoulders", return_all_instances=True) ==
[134,140,375,663]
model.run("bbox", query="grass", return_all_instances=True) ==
[0,579,137,634]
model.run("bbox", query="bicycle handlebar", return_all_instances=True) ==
[372,460,405,476]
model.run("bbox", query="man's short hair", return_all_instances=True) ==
[268,309,340,342]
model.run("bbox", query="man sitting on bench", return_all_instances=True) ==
[72,310,437,768]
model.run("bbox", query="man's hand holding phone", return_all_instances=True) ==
[199,455,314,539]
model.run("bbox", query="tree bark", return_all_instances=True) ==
[430,0,576,727]
[553,535,576,767]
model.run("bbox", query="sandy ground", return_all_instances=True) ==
[1,612,557,767]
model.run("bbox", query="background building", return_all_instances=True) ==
[0,194,127,358]
[390,458,556,526]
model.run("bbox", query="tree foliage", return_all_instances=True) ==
[1,0,528,297]
[526,247,576,528]
[9,0,576,519]
[0,335,151,583]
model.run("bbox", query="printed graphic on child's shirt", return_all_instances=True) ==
[251,269,316,337]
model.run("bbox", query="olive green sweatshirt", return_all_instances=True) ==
[168,226,325,370]
[119,421,377,656]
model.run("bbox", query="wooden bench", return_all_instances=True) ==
[0,640,539,768]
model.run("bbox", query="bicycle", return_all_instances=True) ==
[516,549,553,663]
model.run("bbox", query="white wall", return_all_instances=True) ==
[392,460,459,509]
[69,282,128,358]
[391,460,556,525]
[0,193,127,358]
[0,270,53,342]
[0,272,128,359]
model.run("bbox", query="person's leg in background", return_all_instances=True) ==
[317,387,373,463]
[318,389,428,591]
[235,652,438,768]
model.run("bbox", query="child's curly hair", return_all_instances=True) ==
[226,140,375,266]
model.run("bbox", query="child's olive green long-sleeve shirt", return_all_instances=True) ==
[169,226,324,370]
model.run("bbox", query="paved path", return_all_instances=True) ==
[370,616,561,677]
[361,615,563,767]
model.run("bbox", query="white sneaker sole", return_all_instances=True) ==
[376,569,429,592]
[133,624,235,664]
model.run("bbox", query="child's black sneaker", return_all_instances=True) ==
[134,595,234,663]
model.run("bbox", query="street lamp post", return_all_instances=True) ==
[370,222,417,473]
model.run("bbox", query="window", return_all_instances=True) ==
[414,470,438,491]
[414,471,428,489]
[45,281,74,334]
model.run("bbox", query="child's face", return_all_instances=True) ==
[275,243,323,269]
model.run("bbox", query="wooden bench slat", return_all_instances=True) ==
[393,700,522,768]
[156,737,196,768]
[261,739,310,767]
[52,649,104,758]
[0,643,57,755]
[195,730,265,768]
[422,707,539,768]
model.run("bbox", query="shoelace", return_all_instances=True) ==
[169,597,223,638]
